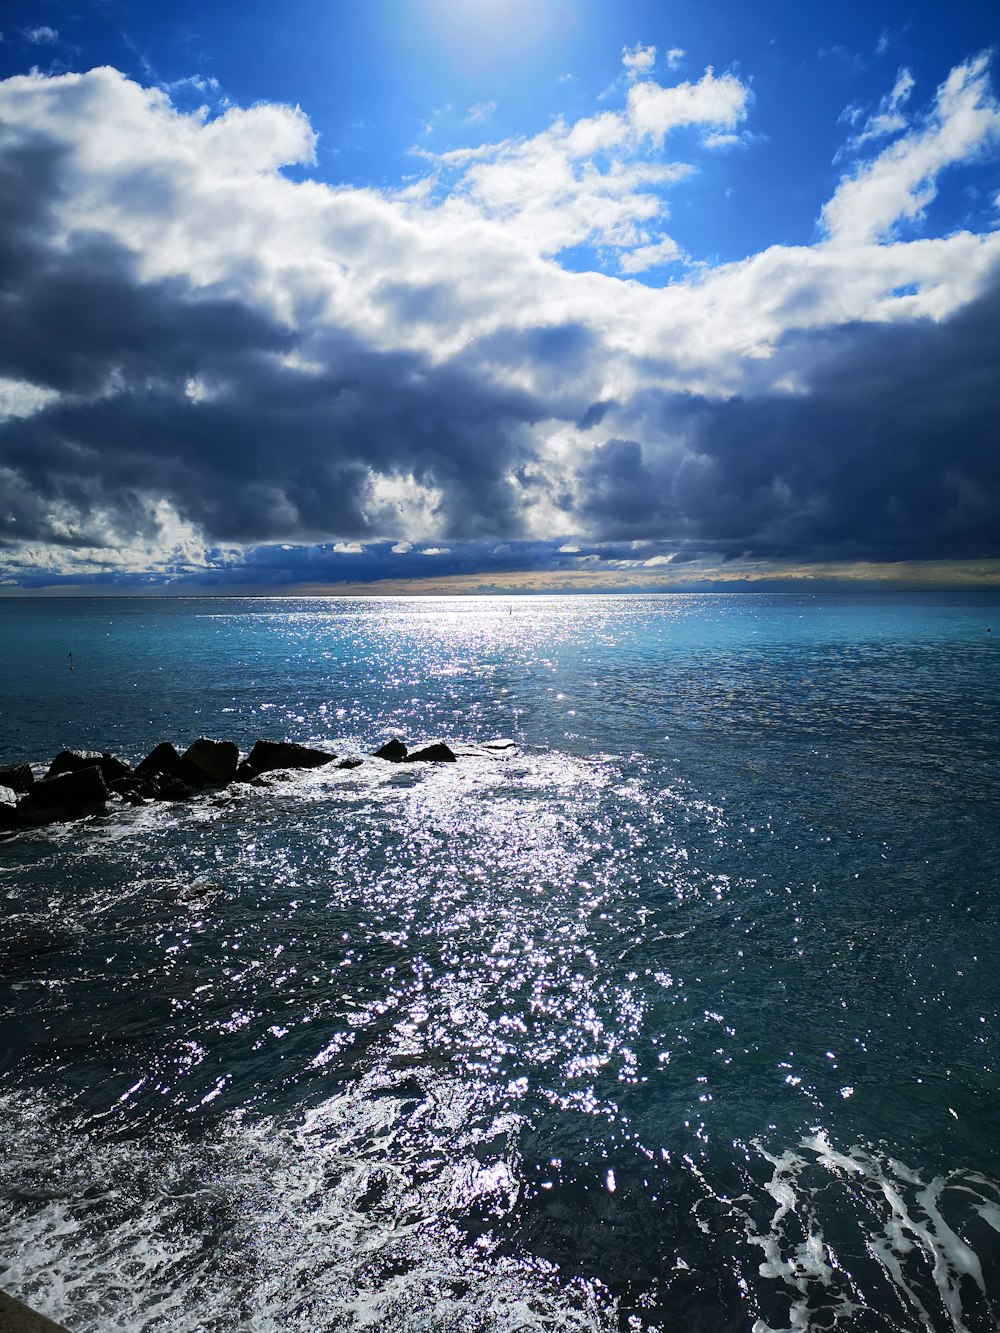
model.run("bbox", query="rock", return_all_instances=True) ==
[0,763,34,793]
[405,742,457,763]
[182,737,239,785]
[46,749,131,784]
[337,758,363,770]
[233,761,257,784]
[0,792,23,831]
[483,738,517,754]
[112,771,194,803]
[20,764,108,816]
[373,738,408,761]
[244,739,337,776]
[136,741,203,785]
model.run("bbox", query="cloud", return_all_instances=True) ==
[842,67,915,151]
[0,56,998,589]
[622,43,656,81]
[665,49,685,71]
[823,53,1000,245]
[422,66,748,262]
[626,68,749,147]
[616,235,682,273]
[22,26,59,45]
[465,100,497,123]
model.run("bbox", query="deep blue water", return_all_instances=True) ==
[1,592,999,1332]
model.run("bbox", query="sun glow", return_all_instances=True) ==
[415,0,575,65]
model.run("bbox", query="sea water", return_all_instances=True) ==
[0,592,998,1332]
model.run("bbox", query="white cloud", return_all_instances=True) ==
[617,235,682,273]
[0,377,58,420]
[22,26,58,44]
[846,67,916,149]
[666,49,685,70]
[627,68,749,147]
[466,100,497,124]
[823,53,1000,245]
[622,43,656,81]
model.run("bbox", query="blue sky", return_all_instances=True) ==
[0,1,998,591]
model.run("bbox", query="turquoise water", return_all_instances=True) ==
[1,592,999,1331]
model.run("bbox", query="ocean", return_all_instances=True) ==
[1,591,998,1332]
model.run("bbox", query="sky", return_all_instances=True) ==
[0,0,999,594]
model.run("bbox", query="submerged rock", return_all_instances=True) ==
[373,738,408,761]
[244,739,337,776]
[182,737,239,785]
[405,742,457,763]
[337,758,364,770]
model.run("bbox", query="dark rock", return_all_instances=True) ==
[337,758,363,770]
[245,739,337,775]
[0,763,34,793]
[182,737,239,785]
[0,799,23,832]
[20,765,108,815]
[483,738,517,753]
[373,738,408,761]
[141,774,195,802]
[136,741,203,785]
[233,760,257,783]
[405,742,457,763]
[46,749,131,784]
[112,767,195,803]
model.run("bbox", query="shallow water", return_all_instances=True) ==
[1,592,999,1331]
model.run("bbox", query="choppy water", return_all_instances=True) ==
[1,592,999,1332]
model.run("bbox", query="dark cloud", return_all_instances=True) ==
[0,126,549,550]
[3,109,1000,582]
[581,276,1000,561]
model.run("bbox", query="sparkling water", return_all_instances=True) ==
[1,592,999,1332]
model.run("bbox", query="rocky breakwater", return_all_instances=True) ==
[0,736,517,836]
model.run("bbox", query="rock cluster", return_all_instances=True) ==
[0,734,516,834]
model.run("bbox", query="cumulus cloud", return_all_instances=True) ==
[622,43,656,80]
[0,55,999,589]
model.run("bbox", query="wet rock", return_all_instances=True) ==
[46,749,131,784]
[136,741,203,785]
[405,742,457,763]
[182,737,239,785]
[0,788,23,832]
[112,770,194,803]
[483,738,517,754]
[244,739,337,776]
[19,764,108,818]
[0,763,34,794]
[337,758,364,770]
[373,738,408,761]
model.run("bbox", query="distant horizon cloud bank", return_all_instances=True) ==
[1,45,999,591]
